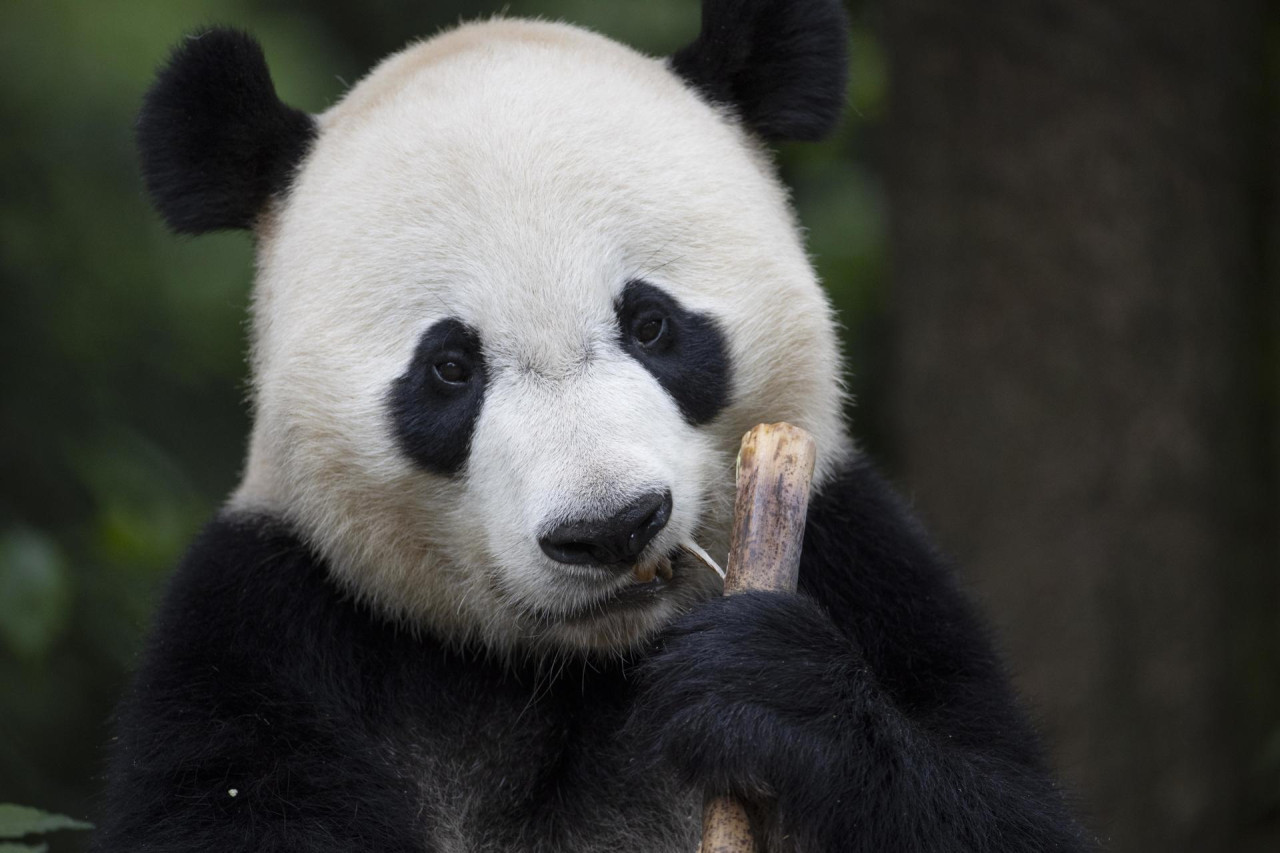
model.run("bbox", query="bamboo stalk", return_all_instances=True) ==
[699,423,818,853]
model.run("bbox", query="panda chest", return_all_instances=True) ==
[387,674,702,852]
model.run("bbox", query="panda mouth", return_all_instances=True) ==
[602,565,674,608]
[552,542,723,623]
[562,551,680,620]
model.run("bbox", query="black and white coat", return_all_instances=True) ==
[95,462,1089,853]
[95,3,1092,851]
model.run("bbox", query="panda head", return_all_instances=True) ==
[138,1,853,655]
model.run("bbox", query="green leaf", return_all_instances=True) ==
[0,842,49,853]
[0,804,91,838]
[0,532,71,661]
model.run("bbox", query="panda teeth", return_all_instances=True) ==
[631,554,673,585]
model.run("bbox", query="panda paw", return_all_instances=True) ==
[627,591,865,802]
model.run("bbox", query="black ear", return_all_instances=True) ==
[671,0,849,142]
[137,28,317,234]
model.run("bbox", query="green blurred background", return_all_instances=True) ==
[1,1,1276,851]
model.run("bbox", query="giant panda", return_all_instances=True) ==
[94,2,1093,851]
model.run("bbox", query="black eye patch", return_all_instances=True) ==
[616,280,731,424]
[388,319,487,476]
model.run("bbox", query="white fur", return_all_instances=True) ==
[232,18,851,654]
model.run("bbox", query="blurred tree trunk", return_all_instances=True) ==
[883,0,1278,850]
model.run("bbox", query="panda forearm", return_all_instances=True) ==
[637,455,1092,850]
[634,589,1089,852]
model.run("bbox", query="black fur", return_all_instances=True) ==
[630,462,1095,851]
[137,28,316,234]
[91,512,695,853]
[388,318,488,476]
[617,280,732,424]
[93,460,1092,851]
[671,0,850,141]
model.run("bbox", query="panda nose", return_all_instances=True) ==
[539,490,672,568]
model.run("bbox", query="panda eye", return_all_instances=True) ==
[616,280,729,425]
[632,315,667,347]
[433,358,470,385]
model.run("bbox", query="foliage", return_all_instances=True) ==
[0,804,91,853]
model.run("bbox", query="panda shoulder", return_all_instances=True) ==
[137,513,371,689]
[799,457,969,611]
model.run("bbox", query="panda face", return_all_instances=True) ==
[232,19,850,654]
